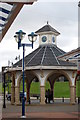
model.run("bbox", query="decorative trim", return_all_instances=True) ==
[40,70,44,78]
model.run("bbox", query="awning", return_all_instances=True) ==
[0,0,37,42]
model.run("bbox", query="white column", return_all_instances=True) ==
[11,73,15,105]
[40,86,45,104]
[70,86,76,104]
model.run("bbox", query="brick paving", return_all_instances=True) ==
[1,103,80,119]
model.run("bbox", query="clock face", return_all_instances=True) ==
[52,36,55,43]
[42,36,47,42]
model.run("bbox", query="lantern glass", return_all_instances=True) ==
[19,32,25,41]
[14,30,26,43]
[14,35,18,43]
[28,32,37,42]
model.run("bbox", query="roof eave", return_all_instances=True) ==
[36,31,60,36]
[8,65,77,72]
[58,47,80,59]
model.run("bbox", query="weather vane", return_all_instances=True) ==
[47,21,49,24]
[78,1,80,7]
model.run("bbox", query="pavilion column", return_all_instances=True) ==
[11,86,15,104]
[11,73,15,105]
[70,86,76,104]
[75,86,76,102]
[14,72,21,105]
[15,86,20,105]
[40,86,45,104]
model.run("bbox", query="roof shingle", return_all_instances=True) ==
[13,44,76,68]
[35,24,60,35]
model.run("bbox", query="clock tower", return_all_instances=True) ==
[35,22,60,46]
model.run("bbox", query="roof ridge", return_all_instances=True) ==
[53,45,65,54]
[50,47,60,65]
[48,24,59,33]
[26,47,43,66]
[41,46,47,65]
[35,24,60,34]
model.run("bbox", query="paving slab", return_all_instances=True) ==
[1,102,80,120]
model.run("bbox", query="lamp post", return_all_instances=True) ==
[7,60,13,94]
[14,30,37,118]
[2,67,7,108]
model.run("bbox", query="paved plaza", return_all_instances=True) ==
[1,99,80,120]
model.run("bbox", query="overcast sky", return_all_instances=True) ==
[0,0,79,71]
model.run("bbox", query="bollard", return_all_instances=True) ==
[62,97,64,102]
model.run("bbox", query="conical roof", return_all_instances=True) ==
[35,24,60,35]
[13,44,76,68]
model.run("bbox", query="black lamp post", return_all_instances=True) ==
[7,60,13,94]
[2,67,7,108]
[14,30,37,118]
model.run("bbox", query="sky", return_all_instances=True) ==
[0,0,79,71]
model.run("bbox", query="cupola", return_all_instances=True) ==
[35,22,60,46]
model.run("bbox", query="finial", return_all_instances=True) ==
[47,21,49,25]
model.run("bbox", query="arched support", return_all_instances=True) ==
[45,70,77,104]
[10,69,77,106]
[67,71,77,104]
[35,70,47,104]
[70,86,76,104]
[40,86,45,104]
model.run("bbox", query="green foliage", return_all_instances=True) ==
[54,82,70,98]
[45,81,50,91]
[20,81,26,92]
[30,82,40,94]
[6,83,11,93]
[76,81,80,97]
[1,81,80,98]
[0,83,2,93]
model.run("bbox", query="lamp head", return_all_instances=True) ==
[28,32,37,42]
[14,30,26,49]
[15,30,26,42]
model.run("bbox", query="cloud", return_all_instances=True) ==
[0,1,78,71]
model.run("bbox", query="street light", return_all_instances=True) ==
[28,32,37,49]
[14,30,37,118]
[2,67,7,108]
[7,60,13,94]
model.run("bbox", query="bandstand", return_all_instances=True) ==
[9,23,77,105]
